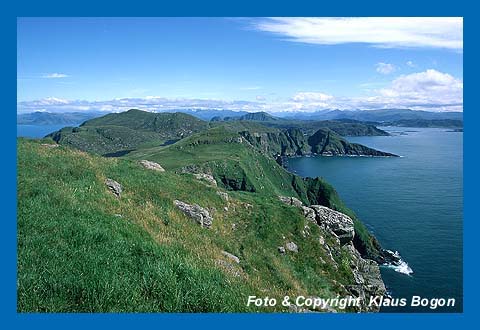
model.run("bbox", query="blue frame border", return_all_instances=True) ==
[3,1,475,329]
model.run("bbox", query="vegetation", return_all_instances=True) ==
[18,139,359,312]
[18,109,397,311]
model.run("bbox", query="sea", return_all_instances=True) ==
[17,124,68,138]
[287,127,463,312]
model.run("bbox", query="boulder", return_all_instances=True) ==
[41,143,59,148]
[279,196,303,208]
[221,251,240,264]
[105,178,122,197]
[310,205,355,245]
[173,200,213,228]
[286,241,298,253]
[278,246,286,254]
[139,160,165,172]
[216,191,229,201]
[193,173,217,186]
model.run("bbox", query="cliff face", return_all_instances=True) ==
[307,128,397,157]
[239,127,398,158]
[279,197,386,312]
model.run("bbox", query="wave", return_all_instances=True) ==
[382,250,413,276]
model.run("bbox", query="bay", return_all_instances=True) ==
[287,127,463,312]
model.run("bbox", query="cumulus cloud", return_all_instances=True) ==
[282,70,462,112]
[376,62,396,74]
[42,73,69,79]
[375,69,463,108]
[406,61,416,68]
[253,17,463,50]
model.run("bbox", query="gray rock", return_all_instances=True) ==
[139,160,165,172]
[302,206,316,222]
[278,246,286,254]
[221,251,240,264]
[279,196,303,208]
[41,143,59,148]
[310,205,355,245]
[286,241,298,253]
[216,191,229,201]
[173,200,213,228]
[216,259,241,277]
[318,235,325,245]
[193,173,217,186]
[105,178,122,197]
[346,248,387,311]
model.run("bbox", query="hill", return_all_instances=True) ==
[211,112,390,136]
[307,128,397,157]
[48,110,395,157]
[47,110,210,156]
[18,138,388,312]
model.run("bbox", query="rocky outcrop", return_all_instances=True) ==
[105,178,122,197]
[216,191,229,201]
[139,160,165,172]
[278,195,386,312]
[173,200,213,228]
[279,196,354,245]
[342,242,387,310]
[310,205,355,245]
[193,173,217,186]
[278,196,303,208]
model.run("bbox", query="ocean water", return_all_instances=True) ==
[287,127,463,312]
[17,124,68,138]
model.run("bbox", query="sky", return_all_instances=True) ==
[17,17,463,113]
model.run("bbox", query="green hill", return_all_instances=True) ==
[308,128,397,157]
[47,110,210,156]
[17,138,386,312]
[82,109,209,136]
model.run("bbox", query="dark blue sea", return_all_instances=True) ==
[287,127,463,312]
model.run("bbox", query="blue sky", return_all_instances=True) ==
[17,17,463,113]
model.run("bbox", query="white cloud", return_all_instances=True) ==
[17,70,463,114]
[280,70,462,112]
[406,61,416,68]
[292,92,333,102]
[253,17,463,50]
[42,73,69,79]
[376,62,396,74]
[376,69,463,107]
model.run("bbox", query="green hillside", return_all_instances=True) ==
[17,139,382,312]
[308,128,397,157]
[82,109,209,136]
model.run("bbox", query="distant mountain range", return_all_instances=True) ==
[18,108,463,128]
[17,111,105,126]
[272,108,463,122]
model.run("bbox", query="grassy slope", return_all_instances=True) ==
[127,124,385,260]
[18,139,355,312]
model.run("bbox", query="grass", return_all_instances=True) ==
[17,138,357,312]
